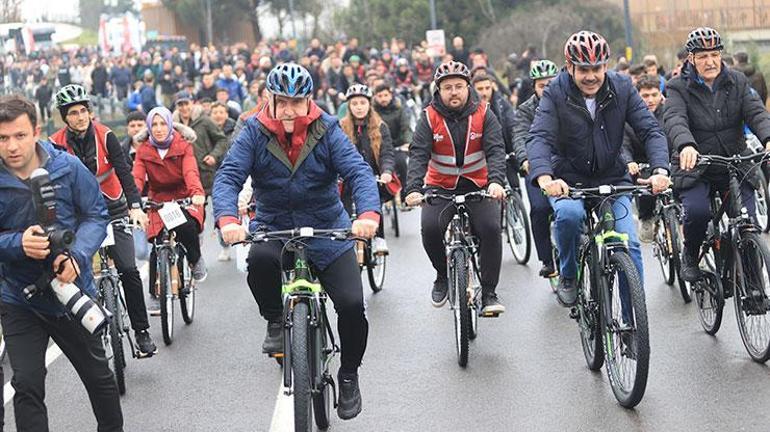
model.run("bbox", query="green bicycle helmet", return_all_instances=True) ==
[55,84,90,117]
[529,60,559,80]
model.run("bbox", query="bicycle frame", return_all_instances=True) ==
[442,200,482,311]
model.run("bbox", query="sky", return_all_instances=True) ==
[22,0,80,22]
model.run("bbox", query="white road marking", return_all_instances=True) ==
[3,261,151,406]
[269,384,294,432]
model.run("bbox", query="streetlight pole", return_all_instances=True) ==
[288,0,298,41]
[623,0,634,62]
[429,0,437,30]
[206,0,213,47]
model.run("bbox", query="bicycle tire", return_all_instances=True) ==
[695,238,724,335]
[158,248,174,345]
[291,302,313,432]
[101,277,126,395]
[505,193,532,264]
[312,311,331,429]
[391,201,400,238]
[733,232,770,362]
[668,211,691,303]
[578,249,603,371]
[366,243,386,293]
[653,212,676,286]
[601,251,649,408]
[754,172,770,233]
[450,248,471,367]
[178,251,195,324]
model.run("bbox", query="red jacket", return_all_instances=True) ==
[132,133,205,239]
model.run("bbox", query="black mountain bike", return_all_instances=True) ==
[237,228,356,432]
[145,199,196,345]
[689,153,770,362]
[95,219,141,395]
[567,185,650,408]
[424,191,501,368]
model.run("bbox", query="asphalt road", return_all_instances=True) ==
[3,207,770,431]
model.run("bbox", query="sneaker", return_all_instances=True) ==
[639,219,655,243]
[372,237,389,256]
[217,246,231,262]
[147,295,161,316]
[680,248,703,282]
[191,257,208,283]
[337,371,362,420]
[481,292,505,315]
[539,262,558,279]
[134,330,157,358]
[556,276,578,307]
[261,321,283,354]
[431,278,449,307]
[620,331,637,360]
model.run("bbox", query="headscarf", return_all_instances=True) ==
[146,106,174,149]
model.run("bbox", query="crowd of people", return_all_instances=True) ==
[0,24,770,431]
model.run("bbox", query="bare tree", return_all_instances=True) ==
[0,0,22,23]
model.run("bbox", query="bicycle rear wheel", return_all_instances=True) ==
[601,251,649,408]
[390,201,400,238]
[578,250,603,371]
[101,277,126,395]
[504,193,531,265]
[733,232,770,363]
[291,302,313,432]
[158,249,175,345]
[653,212,676,286]
[754,173,770,233]
[178,251,195,324]
[450,248,471,367]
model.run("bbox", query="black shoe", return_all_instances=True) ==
[261,321,283,354]
[431,278,449,307]
[135,330,157,358]
[539,262,558,279]
[481,292,505,315]
[680,249,703,282]
[620,331,637,360]
[337,371,362,420]
[557,276,578,307]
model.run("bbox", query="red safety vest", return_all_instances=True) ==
[424,103,489,189]
[49,122,124,200]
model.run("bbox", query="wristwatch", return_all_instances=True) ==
[652,168,669,176]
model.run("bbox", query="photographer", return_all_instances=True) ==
[0,95,123,431]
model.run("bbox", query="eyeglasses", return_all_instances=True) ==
[439,83,468,93]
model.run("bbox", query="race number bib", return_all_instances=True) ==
[158,202,187,230]
[100,223,115,247]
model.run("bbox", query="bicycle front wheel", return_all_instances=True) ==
[291,302,313,432]
[734,232,770,362]
[653,212,676,286]
[157,249,175,345]
[311,309,332,430]
[695,240,724,335]
[504,193,531,265]
[601,251,649,408]
[101,277,126,395]
[754,173,770,233]
[367,244,386,293]
[390,201,400,238]
[450,248,471,367]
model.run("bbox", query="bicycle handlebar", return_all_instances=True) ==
[143,198,194,211]
[233,228,358,246]
[696,152,769,167]
[422,190,493,205]
[567,184,652,199]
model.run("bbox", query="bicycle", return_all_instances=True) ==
[350,203,387,293]
[423,190,501,368]
[746,133,770,233]
[94,218,143,395]
[567,184,650,408]
[502,152,532,265]
[236,228,356,432]
[145,199,197,345]
[688,153,770,362]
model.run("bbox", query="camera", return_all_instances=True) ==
[22,168,111,334]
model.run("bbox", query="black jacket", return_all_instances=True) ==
[512,94,538,166]
[734,62,768,105]
[664,61,770,189]
[622,104,671,164]
[489,90,516,155]
[350,121,395,176]
[374,98,413,146]
[406,89,506,194]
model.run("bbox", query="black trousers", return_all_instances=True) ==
[421,193,502,292]
[148,217,202,295]
[108,224,149,330]
[247,245,368,373]
[0,303,123,432]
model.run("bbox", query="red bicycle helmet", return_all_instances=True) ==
[564,31,610,67]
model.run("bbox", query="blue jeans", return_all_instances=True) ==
[549,194,643,285]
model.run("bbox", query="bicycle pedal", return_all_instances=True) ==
[481,311,500,318]
[269,352,285,358]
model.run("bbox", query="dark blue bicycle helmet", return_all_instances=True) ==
[266,63,314,98]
